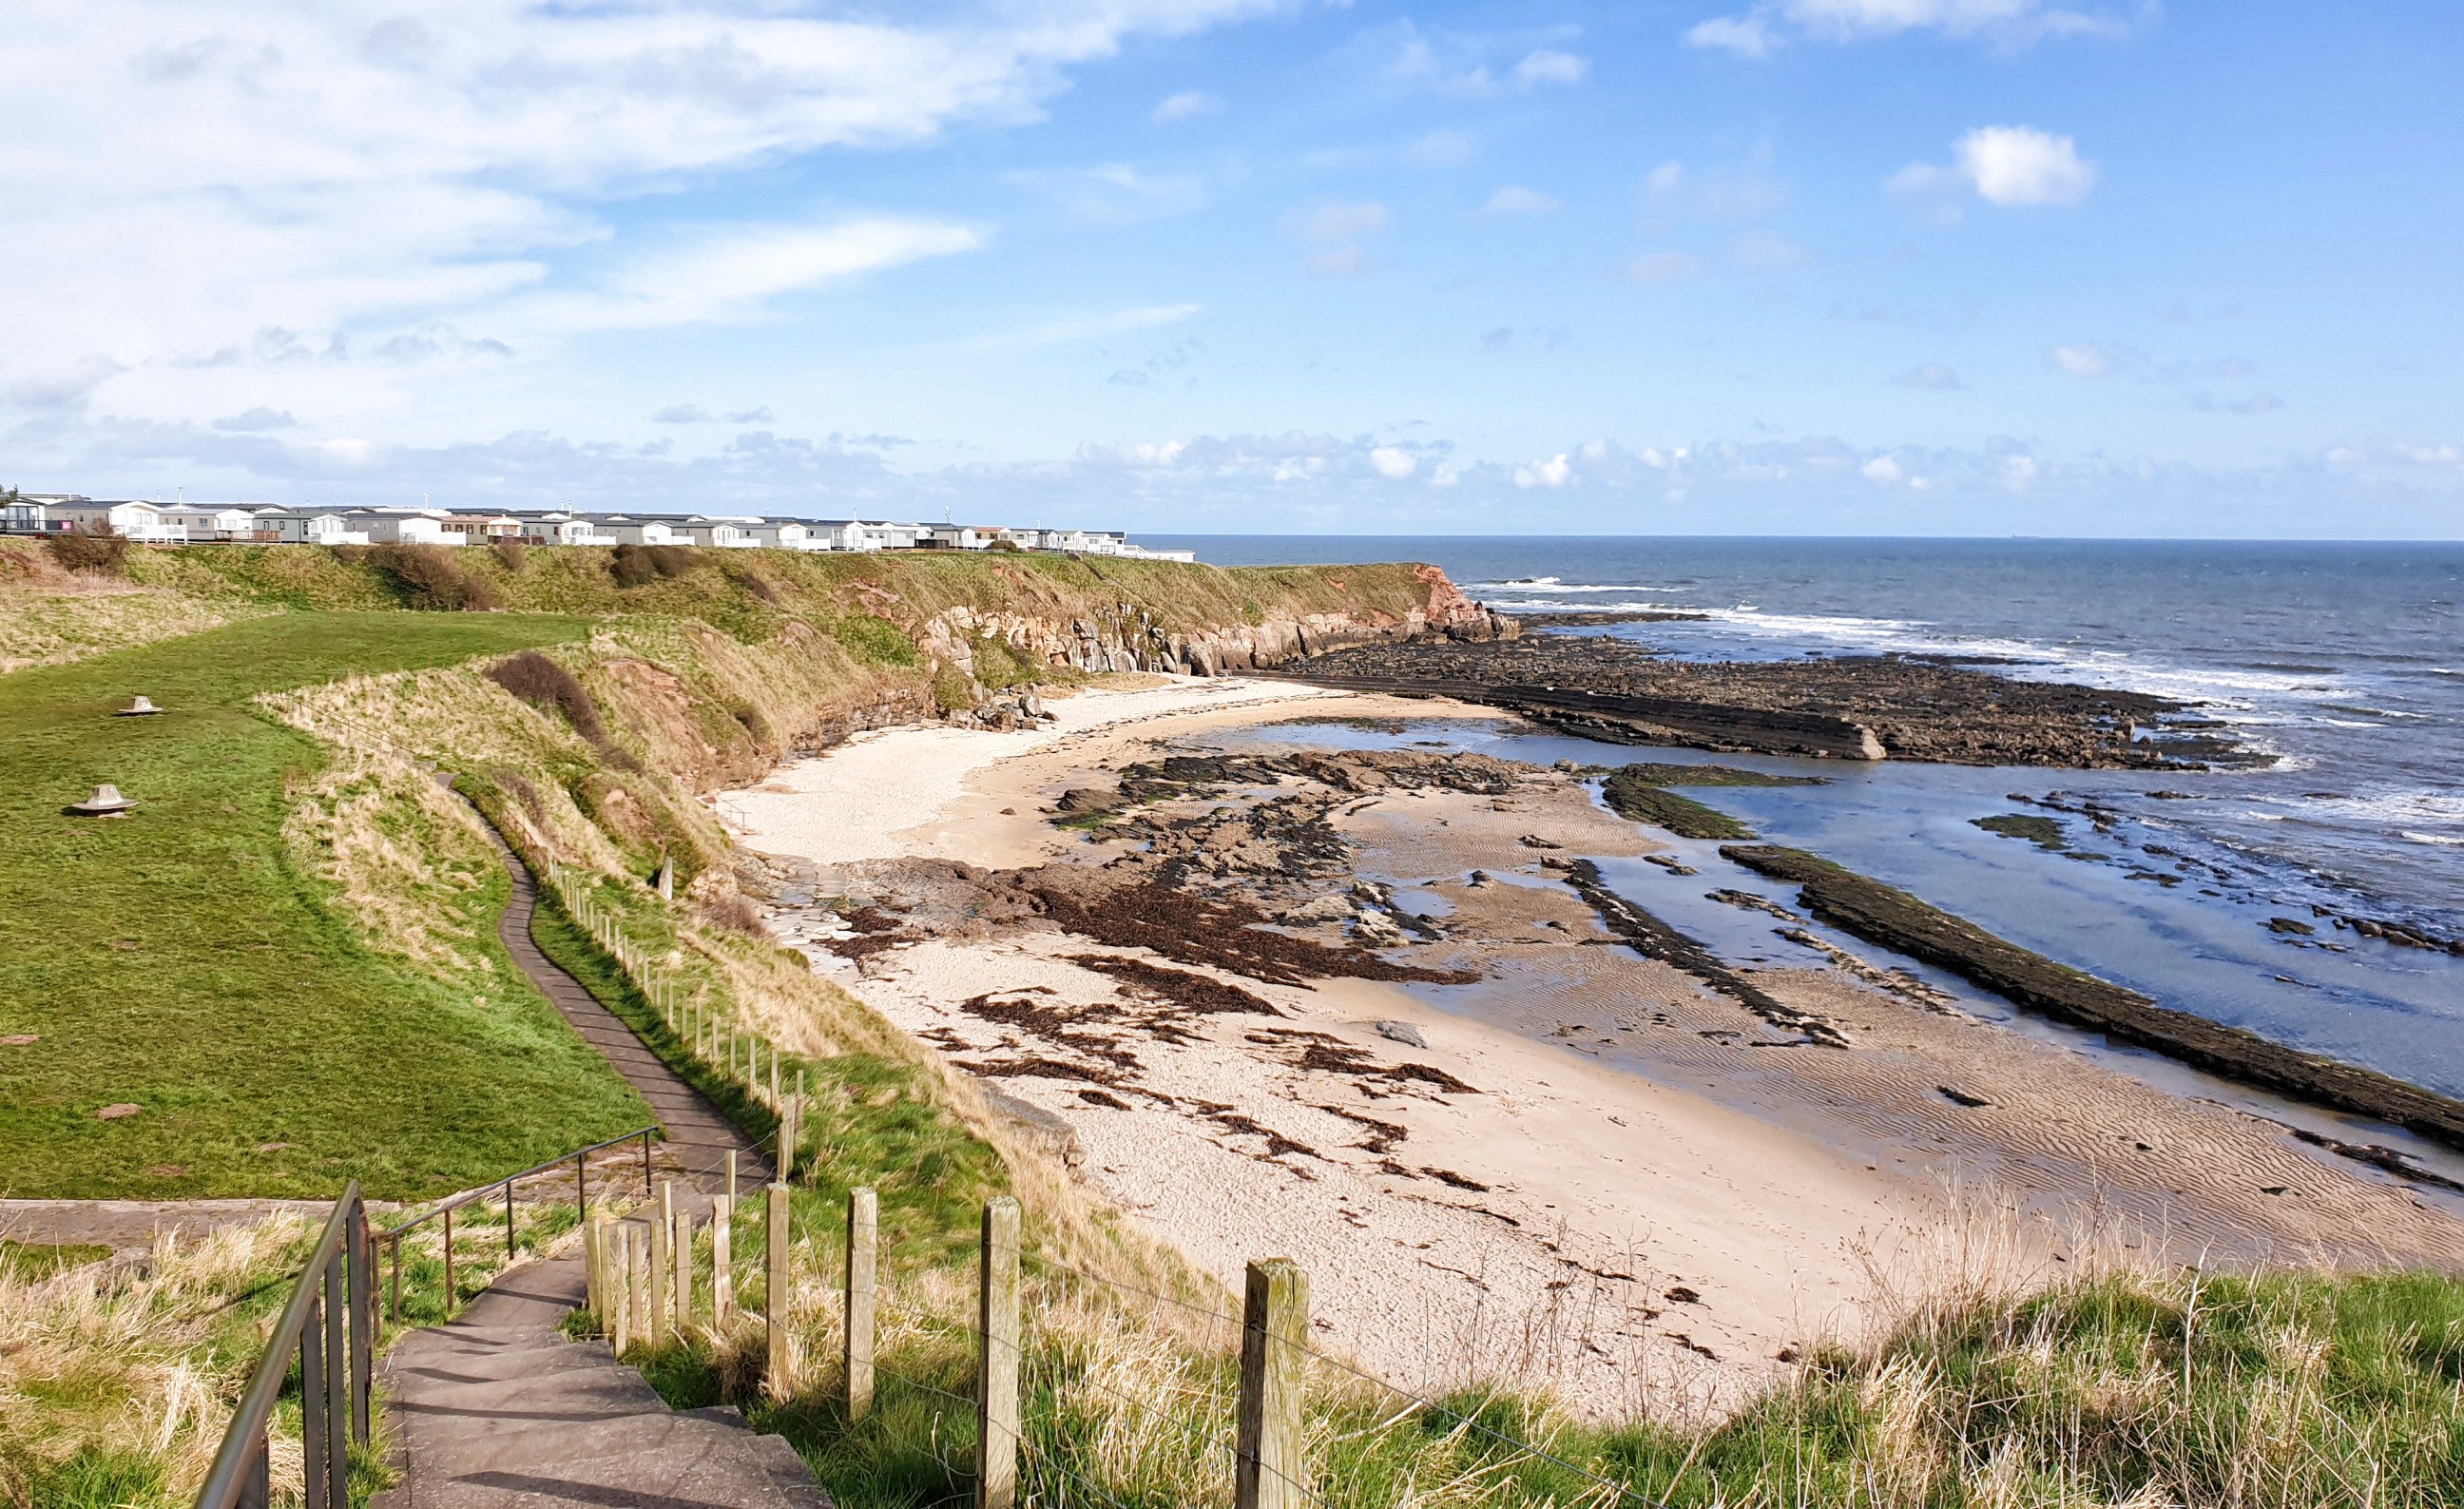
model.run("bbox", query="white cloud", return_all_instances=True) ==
[5,355,129,411]
[1643,156,1787,221]
[1861,455,1904,483]
[1299,202,1389,242]
[1151,89,1221,123]
[1510,49,1590,87]
[1895,126,2096,207]
[1082,438,1191,469]
[524,218,983,335]
[1684,15,1779,57]
[1480,185,1562,218]
[653,404,714,424]
[1291,200,1390,276]
[20,416,2463,537]
[1012,164,1210,225]
[2047,343,2132,378]
[1405,130,1476,168]
[1893,364,1967,391]
[1369,446,1418,479]
[1514,453,1573,488]
[1622,250,1702,285]
[1958,126,2098,205]
[1733,230,1814,269]
[213,406,298,433]
[1687,1,2132,56]
[0,0,1276,421]
[1374,26,1592,97]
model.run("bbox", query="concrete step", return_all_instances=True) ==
[371,822,819,1506]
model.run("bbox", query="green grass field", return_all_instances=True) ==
[0,611,650,1201]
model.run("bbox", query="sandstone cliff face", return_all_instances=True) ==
[916,563,1515,684]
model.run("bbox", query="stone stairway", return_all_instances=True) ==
[372,1248,828,1509]
[369,812,823,1505]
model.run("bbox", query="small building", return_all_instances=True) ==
[601,515,688,547]
[1,493,89,534]
[503,512,615,546]
[735,519,823,551]
[260,511,374,547]
[922,524,996,551]
[802,519,882,551]
[438,513,525,542]
[158,505,282,542]
[27,499,187,542]
[354,510,465,546]
[672,515,763,549]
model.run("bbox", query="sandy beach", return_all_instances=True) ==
[727,675,2464,1415]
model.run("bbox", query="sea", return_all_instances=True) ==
[1147,536,2464,1140]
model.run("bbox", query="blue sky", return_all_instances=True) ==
[4,1,2460,535]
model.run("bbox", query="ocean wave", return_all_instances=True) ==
[1476,579,1687,594]
[2405,831,2464,846]
[1500,585,2420,738]
[1491,599,1694,614]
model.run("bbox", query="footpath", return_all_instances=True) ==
[372,832,824,1508]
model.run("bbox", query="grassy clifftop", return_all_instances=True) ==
[0,540,1452,1207]
[119,541,1440,640]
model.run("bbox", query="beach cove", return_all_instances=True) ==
[724,673,2464,1415]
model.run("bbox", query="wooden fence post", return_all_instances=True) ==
[712,1193,734,1325]
[764,1183,792,1399]
[584,1215,603,1317]
[591,1215,615,1332]
[673,1205,694,1334]
[647,1186,671,1345]
[615,1224,640,1355]
[845,1187,877,1422]
[977,1196,1021,1509]
[1236,1259,1311,1509]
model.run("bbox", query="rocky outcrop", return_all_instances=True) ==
[916,564,1515,686]
[1723,843,2464,1151]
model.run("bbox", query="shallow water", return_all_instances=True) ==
[1155,537,2464,938]
[1203,712,2464,1194]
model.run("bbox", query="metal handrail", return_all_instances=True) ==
[376,1125,660,1325]
[195,1182,371,1509]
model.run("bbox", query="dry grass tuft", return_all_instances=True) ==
[0,1215,318,1507]
[0,579,267,672]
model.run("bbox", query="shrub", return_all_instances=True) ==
[609,543,697,587]
[487,649,611,747]
[44,524,127,575]
[695,890,768,938]
[490,536,528,572]
[367,543,503,610]
[724,564,780,604]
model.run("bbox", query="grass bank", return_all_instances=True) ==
[122,540,1439,643]
[0,611,649,1200]
[613,1255,2464,1507]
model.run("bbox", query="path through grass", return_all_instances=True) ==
[0,611,650,1200]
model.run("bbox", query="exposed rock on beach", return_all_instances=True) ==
[1265,633,2251,768]
[725,676,2464,1413]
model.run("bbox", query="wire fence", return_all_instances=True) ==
[802,1230,1662,1509]
[544,855,806,1137]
